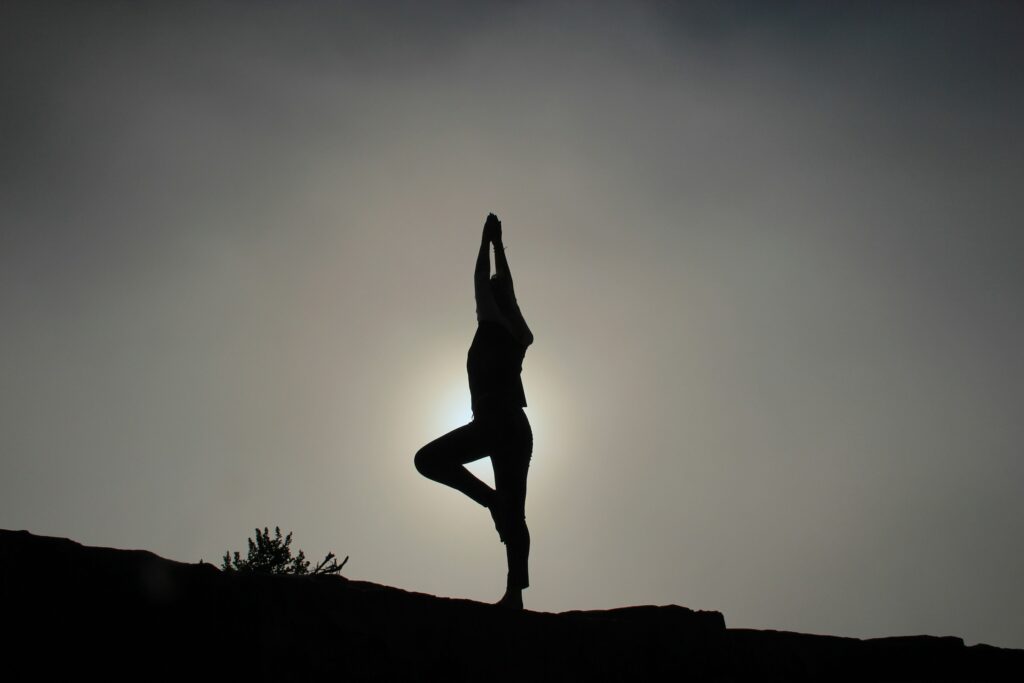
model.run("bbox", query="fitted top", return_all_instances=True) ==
[467,320,527,413]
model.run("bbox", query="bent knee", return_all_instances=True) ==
[414,446,435,477]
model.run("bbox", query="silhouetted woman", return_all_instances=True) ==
[414,213,534,609]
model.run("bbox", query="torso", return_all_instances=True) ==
[467,320,527,414]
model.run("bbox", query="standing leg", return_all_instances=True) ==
[491,411,533,604]
[414,421,495,509]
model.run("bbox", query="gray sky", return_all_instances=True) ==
[2,1,1023,648]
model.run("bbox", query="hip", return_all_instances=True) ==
[472,406,533,456]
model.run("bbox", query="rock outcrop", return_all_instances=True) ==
[1,529,1020,680]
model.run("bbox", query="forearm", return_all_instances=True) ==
[474,237,500,320]
[475,236,491,281]
[493,238,513,284]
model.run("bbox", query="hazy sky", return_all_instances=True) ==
[3,1,1023,648]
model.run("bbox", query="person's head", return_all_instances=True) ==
[490,274,517,316]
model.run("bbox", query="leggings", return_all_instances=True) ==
[414,407,533,590]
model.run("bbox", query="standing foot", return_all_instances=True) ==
[495,588,523,610]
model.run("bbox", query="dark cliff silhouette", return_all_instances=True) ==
[3,529,1021,681]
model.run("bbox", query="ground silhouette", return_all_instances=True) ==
[2,529,1021,680]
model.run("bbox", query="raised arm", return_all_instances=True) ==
[474,216,501,322]
[475,228,491,282]
[489,216,534,347]
[493,236,515,290]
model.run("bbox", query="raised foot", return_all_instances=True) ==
[488,503,507,544]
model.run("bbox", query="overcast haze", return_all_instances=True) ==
[2,1,1023,648]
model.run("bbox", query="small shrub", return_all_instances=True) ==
[221,526,348,576]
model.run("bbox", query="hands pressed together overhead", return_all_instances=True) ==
[483,213,502,244]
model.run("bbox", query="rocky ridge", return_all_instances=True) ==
[1,529,1020,680]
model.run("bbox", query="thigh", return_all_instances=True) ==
[417,420,491,469]
[490,412,532,503]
